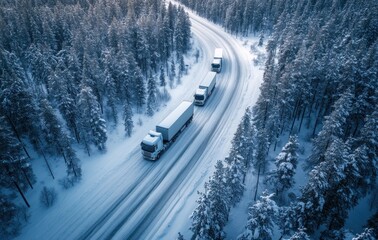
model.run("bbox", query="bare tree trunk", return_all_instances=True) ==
[21,167,33,189]
[298,105,307,133]
[254,166,261,201]
[14,181,30,208]
[37,138,55,179]
[41,148,55,180]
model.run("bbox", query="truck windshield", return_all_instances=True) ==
[212,63,220,68]
[194,94,204,100]
[141,142,155,152]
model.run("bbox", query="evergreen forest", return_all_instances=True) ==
[180,0,378,239]
[0,0,191,237]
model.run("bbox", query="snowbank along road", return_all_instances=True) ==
[18,4,258,240]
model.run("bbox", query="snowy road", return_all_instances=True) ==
[77,12,252,239]
[19,6,261,240]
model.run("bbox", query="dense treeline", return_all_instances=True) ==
[252,0,378,238]
[182,0,378,239]
[178,0,286,35]
[0,0,191,238]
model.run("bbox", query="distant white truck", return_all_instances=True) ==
[211,48,223,73]
[194,71,217,106]
[141,101,194,160]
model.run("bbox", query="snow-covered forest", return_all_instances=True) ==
[1,0,377,239]
[0,0,191,238]
[178,0,378,239]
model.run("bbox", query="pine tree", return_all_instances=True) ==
[227,108,255,178]
[0,194,21,238]
[39,99,81,180]
[267,135,299,197]
[190,183,212,240]
[131,61,146,113]
[240,191,278,240]
[367,210,378,236]
[178,54,186,82]
[159,65,166,87]
[207,160,229,239]
[225,156,245,206]
[0,50,40,151]
[295,138,354,233]
[77,86,107,152]
[308,90,353,167]
[169,59,176,88]
[0,117,35,208]
[103,64,118,124]
[146,74,157,116]
[123,101,134,137]
[289,228,311,240]
[353,228,376,240]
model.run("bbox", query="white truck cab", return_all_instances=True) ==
[141,130,164,160]
[194,88,207,105]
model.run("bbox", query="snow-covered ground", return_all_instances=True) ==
[17,5,265,240]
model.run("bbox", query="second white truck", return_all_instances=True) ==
[211,48,223,73]
[141,101,194,160]
[194,71,217,106]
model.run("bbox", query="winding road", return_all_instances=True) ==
[19,4,259,240]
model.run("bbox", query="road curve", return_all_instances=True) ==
[18,5,254,240]
[98,8,254,240]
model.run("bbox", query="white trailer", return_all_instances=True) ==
[211,48,223,73]
[194,71,217,106]
[141,101,194,160]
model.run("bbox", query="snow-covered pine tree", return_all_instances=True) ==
[0,50,40,151]
[159,65,166,87]
[225,156,245,207]
[0,117,35,208]
[239,191,278,240]
[190,183,212,240]
[26,44,52,91]
[0,193,22,238]
[227,108,254,179]
[169,59,176,88]
[295,138,353,233]
[267,135,299,197]
[131,59,146,113]
[174,6,191,55]
[146,74,157,116]
[366,211,378,237]
[104,70,118,124]
[352,228,376,240]
[123,100,134,137]
[307,90,353,167]
[253,129,269,173]
[288,228,310,240]
[352,109,378,193]
[102,51,118,124]
[39,99,81,180]
[77,86,107,152]
[178,54,185,83]
[207,160,230,239]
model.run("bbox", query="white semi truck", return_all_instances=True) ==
[211,48,223,73]
[141,101,194,160]
[194,71,217,106]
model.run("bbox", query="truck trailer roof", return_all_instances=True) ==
[157,101,193,129]
[200,71,217,88]
[214,48,223,59]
